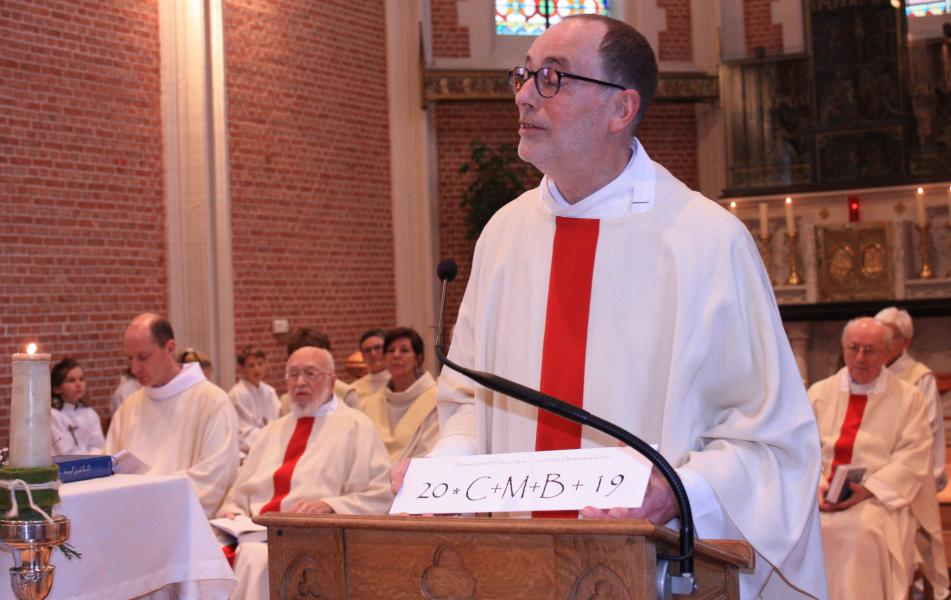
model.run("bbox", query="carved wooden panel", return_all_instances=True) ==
[260,515,750,600]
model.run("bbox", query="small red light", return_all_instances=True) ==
[848,196,860,222]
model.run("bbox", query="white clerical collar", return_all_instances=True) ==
[540,138,655,219]
[145,362,205,402]
[839,367,887,395]
[293,395,339,419]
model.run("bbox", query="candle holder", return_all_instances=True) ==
[946,224,951,278]
[916,223,934,279]
[785,232,802,286]
[0,515,69,599]
[756,234,775,285]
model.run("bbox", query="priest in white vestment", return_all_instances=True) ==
[277,326,360,412]
[218,346,392,600]
[105,313,240,518]
[363,327,439,463]
[351,329,391,407]
[228,346,281,458]
[395,16,828,600]
[876,307,946,489]
[810,317,945,600]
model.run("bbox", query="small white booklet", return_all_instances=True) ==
[826,464,866,504]
[208,514,267,544]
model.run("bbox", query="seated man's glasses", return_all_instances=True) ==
[508,66,626,99]
[285,369,332,382]
[844,343,881,357]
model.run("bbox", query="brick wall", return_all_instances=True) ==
[432,0,470,58]
[224,0,395,393]
[657,0,693,62]
[435,100,699,329]
[0,0,165,444]
[744,0,784,56]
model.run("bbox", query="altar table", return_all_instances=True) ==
[0,473,235,600]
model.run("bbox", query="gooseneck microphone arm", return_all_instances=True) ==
[434,259,696,583]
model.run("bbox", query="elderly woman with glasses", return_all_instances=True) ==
[362,327,439,464]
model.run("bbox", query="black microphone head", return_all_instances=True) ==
[436,259,458,282]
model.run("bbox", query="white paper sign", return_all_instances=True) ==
[390,447,652,515]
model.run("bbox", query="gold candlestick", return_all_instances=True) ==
[946,224,951,278]
[756,234,775,285]
[786,232,802,285]
[916,223,934,279]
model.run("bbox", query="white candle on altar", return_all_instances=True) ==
[758,203,768,238]
[10,344,52,468]
[729,201,737,216]
[784,197,796,236]
[916,187,927,227]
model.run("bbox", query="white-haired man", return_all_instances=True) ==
[217,346,392,600]
[876,306,945,489]
[810,317,947,600]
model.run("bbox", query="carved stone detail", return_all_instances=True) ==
[569,563,632,600]
[422,69,718,104]
[280,554,335,600]
[421,544,477,599]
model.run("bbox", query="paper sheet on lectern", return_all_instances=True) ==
[390,447,652,515]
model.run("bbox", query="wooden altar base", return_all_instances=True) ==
[256,514,753,600]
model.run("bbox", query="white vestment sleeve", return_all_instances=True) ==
[180,395,240,518]
[321,421,394,515]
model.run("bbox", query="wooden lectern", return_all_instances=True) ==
[256,514,753,599]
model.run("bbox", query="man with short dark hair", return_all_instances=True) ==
[228,346,280,459]
[351,328,390,406]
[406,15,826,598]
[105,313,239,518]
[810,317,946,599]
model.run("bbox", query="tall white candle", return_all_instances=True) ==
[759,203,768,238]
[784,197,796,236]
[10,345,52,468]
[729,201,737,216]
[916,187,927,227]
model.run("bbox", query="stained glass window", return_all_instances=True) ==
[905,0,950,17]
[496,1,611,36]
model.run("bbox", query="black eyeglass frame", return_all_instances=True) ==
[508,66,626,98]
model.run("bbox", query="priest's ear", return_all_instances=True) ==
[164,338,177,357]
[608,88,640,137]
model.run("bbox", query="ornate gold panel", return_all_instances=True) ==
[816,222,894,302]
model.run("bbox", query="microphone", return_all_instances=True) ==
[433,259,696,588]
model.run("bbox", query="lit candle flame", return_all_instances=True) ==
[917,187,924,195]
[785,197,792,205]
[26,343,36,355]
[729,201,737,208]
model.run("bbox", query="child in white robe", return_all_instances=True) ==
[50,358,105,455]
[228,346,280,459]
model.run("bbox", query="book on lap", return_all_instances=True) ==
[826,464,866,504]
[53,455,114,484]
[209,514,267,544]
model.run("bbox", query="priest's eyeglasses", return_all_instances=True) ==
[508,66,626,98]
[285,368,333,382]
[844,343,881,357]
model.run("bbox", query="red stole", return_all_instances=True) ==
[827,393,869,485]
[534,217,600,518]
[259,417,315,515]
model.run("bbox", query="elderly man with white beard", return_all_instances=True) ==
[217,346,393,600]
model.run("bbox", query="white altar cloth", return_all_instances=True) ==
[0,474,235,600]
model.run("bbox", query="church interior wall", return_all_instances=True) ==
[0,0,168,443]
[222,0,397,395]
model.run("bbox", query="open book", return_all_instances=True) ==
[209,514,267,544]
[826,464,866,504]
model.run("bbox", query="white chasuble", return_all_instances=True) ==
[104,363,239,518]
[363,371,439,463]
[810,368,945,600]
[434,140,827,599]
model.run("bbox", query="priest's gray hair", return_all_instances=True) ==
[841,316,893,347]
[874,306,913,340]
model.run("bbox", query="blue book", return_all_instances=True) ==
[53,454,114,484]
